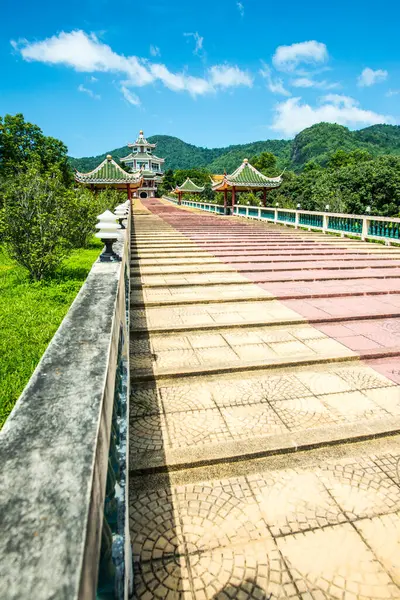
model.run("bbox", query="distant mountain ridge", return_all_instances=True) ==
[69,123,400,174]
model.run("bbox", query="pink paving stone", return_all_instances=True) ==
[367,358,400,383]
[344,321,381,334]
[143,199,400,380]
[315,324,355,337]
[336,335,383,351]
[365,331,400,347]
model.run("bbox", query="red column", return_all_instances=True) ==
[224,189,227,214]
[263,188,267,207]
[231,187,236,210]
[178,192,182,205]
[127,184,132,200]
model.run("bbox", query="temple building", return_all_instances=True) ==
[212,159,283,212]
[74,130,165,199]
[174,177,204,205]
[120,130,165,199]
[74,155,143,199]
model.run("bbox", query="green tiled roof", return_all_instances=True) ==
[141,170,160,178]
[75,156,142,184]
[213,159,283,190]
[176,178,205,193]
[228,160,282,187]
[128,130,156,149]
[121,152,165,162]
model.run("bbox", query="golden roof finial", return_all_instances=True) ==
[139,130,144,135]
[106,154,112,160]
[243,158,249,163]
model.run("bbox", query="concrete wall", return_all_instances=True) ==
[0,215,132,600]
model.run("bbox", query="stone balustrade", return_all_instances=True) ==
[163,196,400,244]
[0,213,132,599]
[233,206,400,243]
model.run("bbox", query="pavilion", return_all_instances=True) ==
[75,155,143,200]
[212,158,283,213]
[174,177,204,205]
[120,130,165,199]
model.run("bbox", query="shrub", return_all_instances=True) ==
[2,167,72,280]
[66,187,124,249]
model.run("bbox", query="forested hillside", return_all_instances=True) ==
[69,123,400,174]
[290,123,400,167]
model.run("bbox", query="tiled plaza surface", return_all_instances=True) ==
[129,198,400,599]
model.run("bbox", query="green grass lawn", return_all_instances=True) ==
[0,239,102,428]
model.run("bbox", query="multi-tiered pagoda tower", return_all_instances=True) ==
[120,130,165,199]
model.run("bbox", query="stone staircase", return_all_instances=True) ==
[128,199,400,599]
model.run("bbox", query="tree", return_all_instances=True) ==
[327,148,373,170]
[159,169,175,195]
[201,181,215,202]
[0,113,71,184]
[250,152,277,175]
[174,168,210,187]
[66,187,124,248]
[2,166,72,280]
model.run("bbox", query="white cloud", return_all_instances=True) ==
[272,95,394,137]
[260,63,291,96]
[78,84,100,100]
[237,1,244,16]
[12,30,251,101]
[291,77,339,90]
[322,94,357,107]
[183,32,204,56]
[89,75,98,82]
[208,64,253,88]
[386,89,400,97]
[12,30,154,86]
[272,40,328,72]
[120,85,140,106]
[358,67,388,87]
[149,45,160,57]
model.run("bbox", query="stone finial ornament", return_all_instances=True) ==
[95,210,121,261]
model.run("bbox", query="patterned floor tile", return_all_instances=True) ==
[131,385,162,417]
[318,390,389,422]
[334,366,396,391]
[187,333,228,348]
[129,488,184,562]
[211,378,269,407]
[196,346,240,365]
[151,336,192,352]
[159,382,215,413]
[175,478,269,552]
[271,396,340,431]
[277,523,400,599]
[248,470,346,536]
[221,404,287,438]
[166,409,232,448]
[154,349,201,370]
[356,512,400,584]
[187,539,297,599]
[318,457,400,520]
[133,554,192,599]
[372,452,400,483]
[130,415,169,453]
[131,354,155,370]
[295,371,355,396]
[363,386,400,415]
[269,340,315,357]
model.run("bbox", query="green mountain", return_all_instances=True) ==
[290,123,400,167]
[69,123,400,174]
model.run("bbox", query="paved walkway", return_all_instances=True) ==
[129,198,400,599]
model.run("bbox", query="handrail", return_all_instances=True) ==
[163,195,400,243]
[0,214,132,599]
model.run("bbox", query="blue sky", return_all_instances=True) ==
[2,0,399,157]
